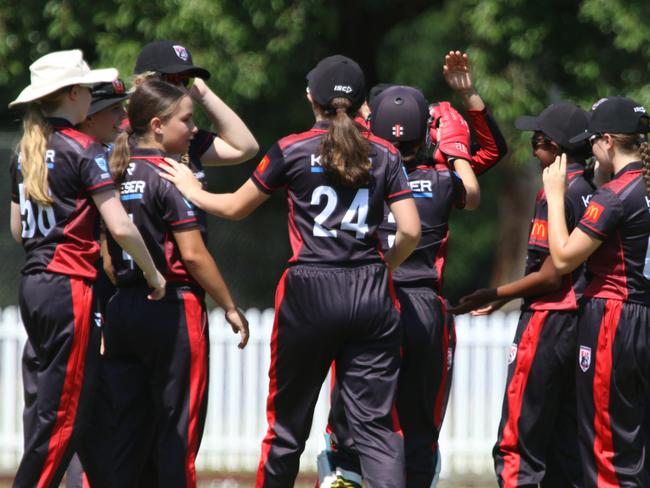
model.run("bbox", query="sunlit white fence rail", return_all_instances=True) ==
[0,305,517,477]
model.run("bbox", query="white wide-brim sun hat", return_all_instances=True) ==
[9,49,118,108]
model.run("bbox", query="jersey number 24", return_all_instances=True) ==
[311,186,369,239]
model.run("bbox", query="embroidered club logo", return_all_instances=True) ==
[579,346,591,372]
[173,45,189,61]
[94,155,108,172]
[392,124,404,138]
[583,201,604,224]
[507,343,518,365]
[256,155,270,174]
[447,347,453,371]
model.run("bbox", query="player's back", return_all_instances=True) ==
[250,121,412,265]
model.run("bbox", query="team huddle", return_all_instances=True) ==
[5,39,650,488]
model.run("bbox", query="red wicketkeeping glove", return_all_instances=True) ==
[429,102,471,165]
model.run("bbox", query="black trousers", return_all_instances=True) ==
[100,285,209,488]
[328,286,456,488]
[14,272,99,488]
[576,298,650,487]
[493,309,581,488]
[256,263,405,488]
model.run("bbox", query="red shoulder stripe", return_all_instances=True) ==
[603,170,642,195]
[278,129,326,151]
[57,127,97,150]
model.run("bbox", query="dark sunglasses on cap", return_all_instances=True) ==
[159,72,194,88]
[530,134,555,150]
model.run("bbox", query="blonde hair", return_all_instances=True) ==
[18,87,70,206]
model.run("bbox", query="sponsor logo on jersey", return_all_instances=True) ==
[583,201,604,224]
[173,45,189,61]
[256,155,270,174]
[392,124,404,138]
[120,180,146,200]
[507,343,518,364]
[45,150,56,170]
[579,345,591,372]
[94,154,108,172]
[333,84,353,94]
[409,180,433,198]
[126,162,136,176]
[310,154,324,173]
[529,218,548,242]
[581,194,592,208]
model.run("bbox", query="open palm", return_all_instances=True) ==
[443,51,474,93]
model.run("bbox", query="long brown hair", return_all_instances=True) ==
[319,97,371,187]
[17,87,70,206]
[109,80,187,182]
[640,140,650,197]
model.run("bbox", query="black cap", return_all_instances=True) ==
[306,55,365,111]
[134,40,211,79]
[515,101,589,151]
[569,96,650,143]
[88,79,129,116]
[369,85,429,144]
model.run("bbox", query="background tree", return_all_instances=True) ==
[1,0,648,308]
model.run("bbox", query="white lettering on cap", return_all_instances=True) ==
[591,98,608,110]
[334,85,353,94]
[634,106,646,113]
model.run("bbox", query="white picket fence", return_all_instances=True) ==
[0,305,518,478]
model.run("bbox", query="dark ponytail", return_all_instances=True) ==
[640,140,650,197]
[320,98,371,187]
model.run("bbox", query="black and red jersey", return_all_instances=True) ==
[523,163,594,310]
[577,161,650,305]
[250,120,412,265]
[106,147,201,287]
[377,162,466,289]
[9,118,114,279]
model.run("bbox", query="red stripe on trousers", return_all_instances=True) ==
[593,300,623,488]
[38,278,92,488]
[183,292,208,488]
[432,297,451,450]
[500,310,549,488]
[325,362,336,435]
[256,269,289,488]
[82,472,90,488]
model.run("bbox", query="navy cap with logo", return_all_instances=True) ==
[515,101,589,152]
[88,79,129,116]
[569,96,650,143]
[369,85,429,144]
[134,40,211,79]
[306,55,365,112]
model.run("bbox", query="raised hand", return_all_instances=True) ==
[443,51,474,95]
[542,153,568,200]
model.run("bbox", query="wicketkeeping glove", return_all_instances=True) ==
[429,102,471,165]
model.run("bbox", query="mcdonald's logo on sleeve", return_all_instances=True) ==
[529,218,548,244]
[582,201,604,224]
[256,155,270,175]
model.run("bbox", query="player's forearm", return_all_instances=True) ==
[457,88,485,111]
[183,251,237,312]
[545,193,573,273]
[193,81,258,162]
[453,159,480,210]
[384,229,420,271]
[495,271,562,300]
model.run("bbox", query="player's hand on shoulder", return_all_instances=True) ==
[159,157,202,200]
[226,307,250,349]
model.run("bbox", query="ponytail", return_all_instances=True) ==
[109,131,131,183]
[320,98,371,187]
[19,106,53,206]
[640,140,650,197]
